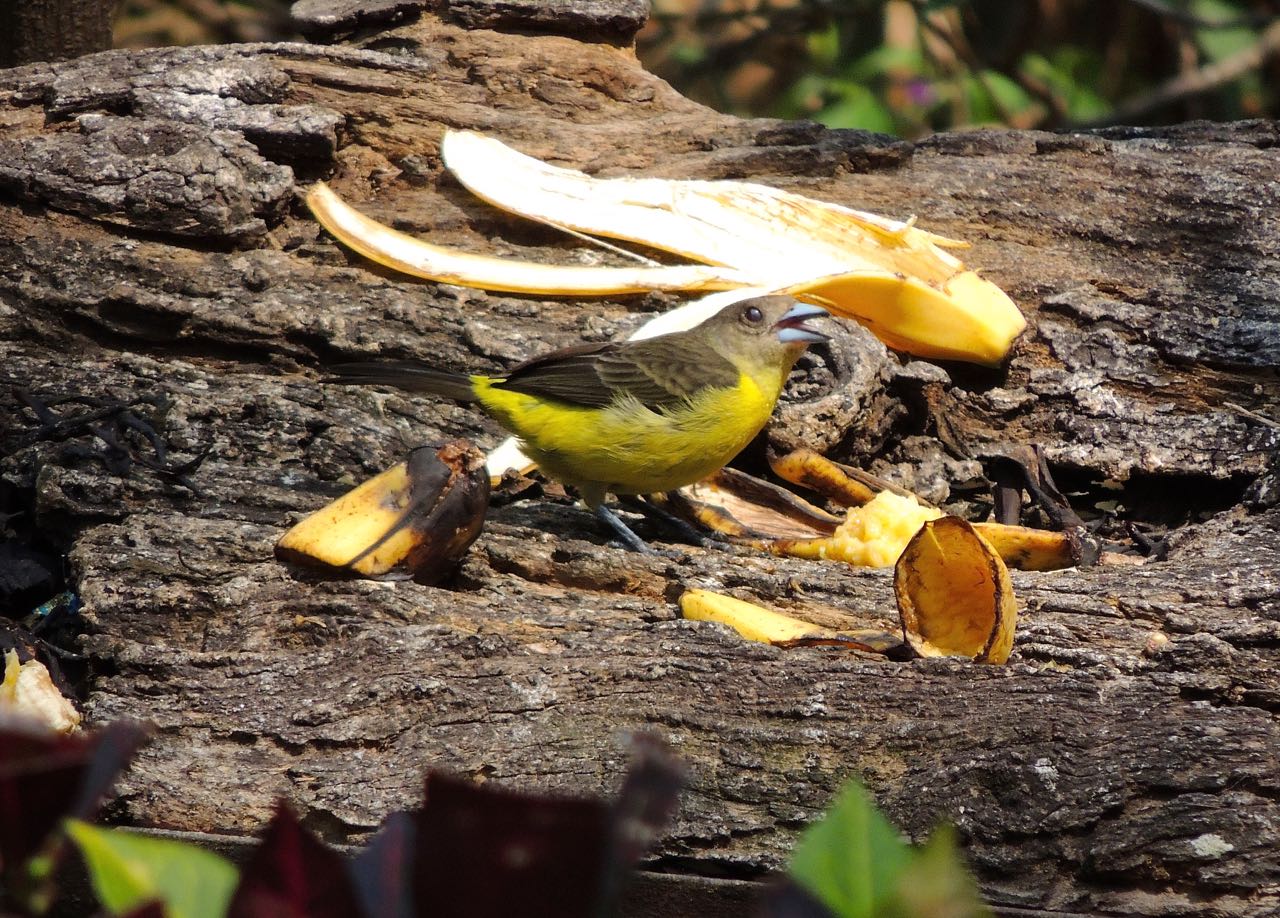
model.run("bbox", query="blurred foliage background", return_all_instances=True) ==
[114,0,293,48]
[114,0,1280,137]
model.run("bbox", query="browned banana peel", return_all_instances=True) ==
[769,448,917,507]
[275,440,490,585]
[661,456,1087,571]
[894,517,1017,664]
[679,589,902,654]
[660,467,843,542]
[308,130,1026,365]
[1,648,82,733]
[771,449,1093,571]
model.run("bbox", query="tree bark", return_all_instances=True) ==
[1,3,1277,916]
[0,0,118,67]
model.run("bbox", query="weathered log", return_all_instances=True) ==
[0,2,1277,915]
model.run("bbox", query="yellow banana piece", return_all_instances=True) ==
[680,589,834,644]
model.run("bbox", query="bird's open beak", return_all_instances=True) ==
[774,302,830,344]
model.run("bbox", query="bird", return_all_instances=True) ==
[329,295,828,551]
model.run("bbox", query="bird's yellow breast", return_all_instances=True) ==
[473,372,780,502]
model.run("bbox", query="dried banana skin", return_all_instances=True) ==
[276,440,490,585]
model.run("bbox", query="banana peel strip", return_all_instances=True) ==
[681,589,834,643]
[679,589,901,654]
[307,184,751,296]
[441,131,969,276]
[309,131,1026,364]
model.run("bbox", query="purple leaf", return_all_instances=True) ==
[606,734,683,866]
[412,773,611,918]
[226,802,362,918]
[597,734,684,910]
[0,719,149,872]
[349,811,415,918]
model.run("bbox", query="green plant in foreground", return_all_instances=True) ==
[66,822,238,918]
[2,719,990,917]
[786,781,990,917]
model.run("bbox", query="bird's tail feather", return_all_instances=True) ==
[327,361,478,402]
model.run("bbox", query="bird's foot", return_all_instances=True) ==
[617,495,728,548]
[593,504,684,557]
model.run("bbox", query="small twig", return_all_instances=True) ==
[1075,18,1280,127]
[1013,64,1070,126]
[1224,401,1280,429]
[1124,0,1278,30]
[1125,521,1171,561]
[536,219,661,268]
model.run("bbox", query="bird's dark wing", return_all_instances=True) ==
[596,335,740,405]
[494,343,618,408]
[494,336,739,411]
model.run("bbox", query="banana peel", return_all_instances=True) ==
[275,440,489,584]
[1,648,82,734]
[895,517,1017,664]
[308,130,1026,365]
[770,449,1090,571]
[680,589,833,643]
[657,451,1090,572]
[679,589,902,654]
[679,514,1018,664]
[775,491,946,569]
[967,522,1091,573]
[306,184,748,297]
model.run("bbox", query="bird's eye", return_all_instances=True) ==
[743,306,764,324]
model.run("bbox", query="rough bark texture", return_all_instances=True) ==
[1,3,1278,916]
[0,0,118,68]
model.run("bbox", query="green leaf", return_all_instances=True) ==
[884,824,992,918]
[670,43,704,67]
[66,821,239,918]
[978,70,1034,119]
[845,46,924,84]
[960,74,998,124]
[788,780,912,918]
[807,24,842,71]
[815,82,897,134]
[1020,51,1111,121]
[1192,0,1257,61]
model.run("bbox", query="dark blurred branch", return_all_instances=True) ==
[1076,17,1280,126]
[1125,0,1279,29]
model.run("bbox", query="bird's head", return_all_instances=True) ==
[702,295,830,374]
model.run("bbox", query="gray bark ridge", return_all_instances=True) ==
[0,5,1277,917]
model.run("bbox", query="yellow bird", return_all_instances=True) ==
[331,296,828,550]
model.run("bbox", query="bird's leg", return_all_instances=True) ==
[617,495,720,548]
[593,504,662,555]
